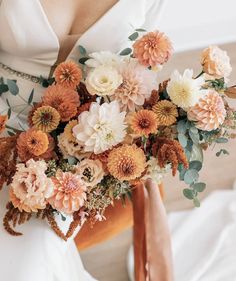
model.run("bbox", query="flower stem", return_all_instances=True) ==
[195,71,204,79]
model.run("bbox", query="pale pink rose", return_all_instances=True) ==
[76,159,105,187]
[201,46,232,78]
[133,31,173,67]
[9,159,53,212]
[188,90,226,131]
[48,171,87,214]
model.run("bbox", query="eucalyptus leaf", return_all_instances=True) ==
[178,133,188,147]
[183,188,194,200]
[7,79,19,95]
[78,45,87,55]
[0,84,8,95]
[189,130,200,144]
[79,57,89,65]
[216,137,228,144]
[177,120,187,134]
[28,89,34,105]
[216,149,230,157]
[67,156,77,165]
[7,108,11,119]
[190,126,198,134]
[135,28,146,32]
[184,169,199,185]
[179,168,187,181]
[189,161,202,171]
[7,131,15,136]
[192,182,206,192]
[128,32,139,41]
[119,48,132,56]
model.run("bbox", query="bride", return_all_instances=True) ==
[0,1,168,280]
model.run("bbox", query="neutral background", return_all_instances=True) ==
[81,42,236,281]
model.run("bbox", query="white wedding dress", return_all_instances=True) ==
[0,1,163,280]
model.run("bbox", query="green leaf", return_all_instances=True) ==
[216,149,230,157]
[189,130,200,144]
[189,161,202,171]
[7,131,15,136]
[7,79,19,95]
[177,120,187,134]
[79,57,89,65]
[216,137,228,144]
[128,32,139,41]
[6,99,11,107]
[67,156,77,165]
[178,133,188,147]
[190,126,198,134]
[7,108,11,119]
[135,28,146,32]
[119,48,132,56]
[179,168,187,181]
[28,89,34,105]
[78,45,87,55]
[0,84,8,95]
[183,188,194,200]
[60,213,67,221]
[184,169,199,185]
[193,197,201,207]
[192,182,206,192]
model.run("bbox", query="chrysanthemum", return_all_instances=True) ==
[73,101,127,154]
[0,115,8,134]
[112,60,157,112]
[107,144,146,181]
[48,171,87,214]
[28,102,43,127]
[17,129,55,162]
[167,69,204,109]
[129,109,158,136]
[54,61,82,89]
[133,31,173,67]
[32,106,60,132]
[42,84,80,121]
[152,100,178,126]
[188,90,226,131]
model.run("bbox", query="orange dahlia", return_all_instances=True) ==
[129,109,158,136]
[54,61,83,89]
[107,144,146,181]
[0,115,8,134]
[152,100,178,126]
[32,106,60,132]
[17,129,55,162]
[133,31,173,67]
[42,84,80,122]
[48,171,87,214]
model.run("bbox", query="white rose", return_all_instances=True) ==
[85,51,121,68]
[85,66,123,96]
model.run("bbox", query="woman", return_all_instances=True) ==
[0,1,171,280]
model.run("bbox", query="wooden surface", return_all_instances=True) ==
[81,43,236,281]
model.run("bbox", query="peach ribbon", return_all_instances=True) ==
[133,179,174,281]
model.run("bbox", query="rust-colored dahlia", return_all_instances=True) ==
[54,61,82,89]
[133,31,173,67]
[152,138,188,176]
[17,129,55,162]
[152,100,178,126]
[48,171,87,215]
[0,115,8,134]
[129,109,158,136]
[32,106,60,132]
[42,84,80,122]
[188,90,226,131]
[28,102,43,127]
[107,144,146,181]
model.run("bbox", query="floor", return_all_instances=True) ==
[81,42,236,281]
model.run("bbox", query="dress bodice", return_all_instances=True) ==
[0,0,163,127]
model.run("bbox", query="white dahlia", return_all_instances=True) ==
[85,51,121,68]
[167,69,204,109]
[85,65,123,96]
[73,101,127,154]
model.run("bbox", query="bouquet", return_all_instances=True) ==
[0,29,235,240]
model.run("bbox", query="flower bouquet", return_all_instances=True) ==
[0,29,236,241]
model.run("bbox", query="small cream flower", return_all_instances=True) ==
[85,65,123,96]
[85,51,121,68]
[9,159,53,212]
[73,101,127,154]
[76,159,105,187]
[201,46,232,79]
[167,69,204,109]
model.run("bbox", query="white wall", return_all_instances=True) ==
[157,0,236,52]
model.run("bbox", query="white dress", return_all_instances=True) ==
[0,1,163,280]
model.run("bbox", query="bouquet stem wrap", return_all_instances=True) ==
[133,180,174,281]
